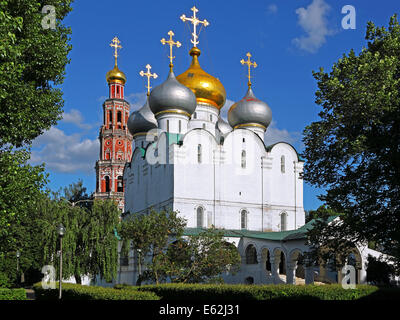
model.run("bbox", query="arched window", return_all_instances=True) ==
[245,244,258,264]
[197,144,202,164]
[178,120,181,133]
[241,150,246,168]
[210,115,212,121]
[281,155,285,173]
[202,123,206,129]
[105,176,110,192]
[109,110,113,125]
[194,112,197,119]
[117,111,122,123]
[280,212,287,231]
[196,207,204,228]
[117,176,123,192]
[167,120,170,132]
[241,210,247,229]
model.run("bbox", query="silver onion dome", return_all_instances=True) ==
[127,98,158,136]
[149,71,196,117]
[228,87,272,130]
[216,117,232,135]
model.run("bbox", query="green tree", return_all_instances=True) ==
[39,184,121,284]
[302,15,400,270]
[120,209,187,285]
[165,228,241,284]
[0,0,72,147]
[120,210,241,284]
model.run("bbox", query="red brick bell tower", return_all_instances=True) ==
[94,37,132,211]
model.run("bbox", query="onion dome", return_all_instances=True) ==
[106,65,127,85]
[149,70,196,118]
[216,117,232,135]
[228,87,272,130]
[127,98,157,137]
[176,47,226,110]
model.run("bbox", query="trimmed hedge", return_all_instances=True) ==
[0,288,27,300]
[33,282,160,300]
[118,283,400,300]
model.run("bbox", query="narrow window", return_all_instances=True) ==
[281,155,285,173]
[241,210,247,229]
[210,115,212,121]
[105,176,110,192]
[117,111,122,123]
[109,110,113,126]
[197,207,204,228]
[117,86,120,95]
[197,144,202,164]
[167,120,170,132]
[202,123,206,129]
[179,120,181,133]
[281,212,287,231]
[194,112,197,119]
[241,150,246,168]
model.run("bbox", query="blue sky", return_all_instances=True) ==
[30,0,399,210]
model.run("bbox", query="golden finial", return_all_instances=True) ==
[139,64,158,96]
[160,30,181,71]
[180,6,209,47]
[110,36,122,66]
[240,52,257,88]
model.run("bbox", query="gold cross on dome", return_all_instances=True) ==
[240,52,257,88]
[110,37,122,66]
[160,30,181,70]
[180,6,209,47]
[139,64,158,96]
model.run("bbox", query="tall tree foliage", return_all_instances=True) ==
[0,0,72,147]
[302,15,400,269]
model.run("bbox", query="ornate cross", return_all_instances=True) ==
[110,37,122,66]
[180,6,209,47]
[139,64,158,96]
[160,30,181,70]
[240,52,257,88]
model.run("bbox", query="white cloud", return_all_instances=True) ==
[267,4,278,15]
[293,0,334,53]
[264,120,301,147]
[30,127,99,174]
[62,109,92,130]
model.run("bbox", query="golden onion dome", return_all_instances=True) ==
[106,64,127,85]
[176,47,226,110]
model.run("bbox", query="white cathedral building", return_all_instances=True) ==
[113,7,391,287]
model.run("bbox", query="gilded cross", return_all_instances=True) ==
[160,30,181,70]
[139,64,158,96]
[240,52,257,88]
[180,6,209,47]
[110,37,122,66]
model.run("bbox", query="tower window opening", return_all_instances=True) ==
[117,111,122,123]
[116,86,120,95]
[105,176,110,192]
[117,176,123,192]
[109,110,113,126]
